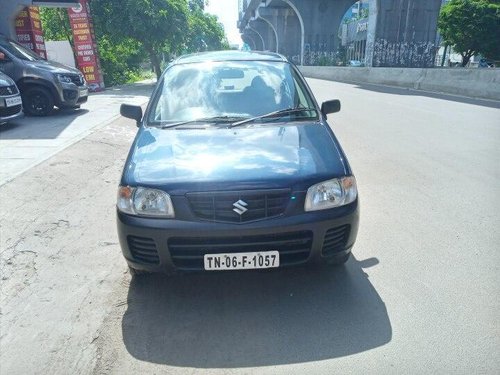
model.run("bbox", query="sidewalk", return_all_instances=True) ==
[0,80,155,186]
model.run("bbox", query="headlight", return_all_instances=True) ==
[304,176,357,212]
[117,186,175,218]
[56,74,73,84]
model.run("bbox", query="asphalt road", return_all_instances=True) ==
[1,79,499,374]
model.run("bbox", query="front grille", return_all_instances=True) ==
[69,74,85,86]
[0,85,19,95]
[322,225,350,257]
[63,89,77,100]
[0,104,22,117]
[187,189,291,223]
[169,231,313,270]
[127,236,160,264]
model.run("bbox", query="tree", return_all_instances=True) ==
[189,0,206,11]
[40,7,77,63]
[92,0,189,79]
[41,7,145,87]
[40,8,73,44]
[438,0,500,67]
[185,3,229,53]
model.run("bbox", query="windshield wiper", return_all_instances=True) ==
[228,107,318,128]
[160,116,246,129]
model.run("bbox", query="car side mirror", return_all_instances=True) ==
[120,104,143,127]
[321,99,341,117]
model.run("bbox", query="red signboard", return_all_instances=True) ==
[15,7,47,59]
[68,0,104,91]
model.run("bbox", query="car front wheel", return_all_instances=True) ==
[23,86,54,116]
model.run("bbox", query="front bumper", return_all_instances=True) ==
[0,94,23,124]
[56,82,88,108]
[117,200,359,274]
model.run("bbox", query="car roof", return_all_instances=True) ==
[172,50,288,65]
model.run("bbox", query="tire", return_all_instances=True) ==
[325,252,351,267]
[22,86,54,116]
[128,266,151,277]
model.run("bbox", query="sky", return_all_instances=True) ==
[205,0,242,46]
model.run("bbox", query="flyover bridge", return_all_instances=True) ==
[238,0,443,68]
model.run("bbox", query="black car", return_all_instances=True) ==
[0,71,23,124]
[118,51,359,276]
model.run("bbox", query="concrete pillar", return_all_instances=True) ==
[239,0,444,67]
[245,28,265,51]
[372,0,442,67]
[365,0,379,67]
[0,1,26,38]
[281,0,305,65]
[276,0,355,65]
[255,11,279,53]
[249,19,276,52]
[258,6,301,63]
[242,34,257,50]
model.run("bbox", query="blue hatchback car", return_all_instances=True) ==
[117,51,359,275]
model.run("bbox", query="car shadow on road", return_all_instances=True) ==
[352,82,500,109]
[0,108,89,140]
[121,256,391,368]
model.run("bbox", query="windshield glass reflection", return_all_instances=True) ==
[149,61,316,123]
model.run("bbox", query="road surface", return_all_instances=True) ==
[1,79,499,374]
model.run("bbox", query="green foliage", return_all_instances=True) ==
[358,8,369,20]
[40,8,72,42]
[40,7,146,86]
[97,37,146,87]
[91,0,189,79]
[40,0,230,84]
[189,0,206,11]
[185,7,229,53]
[438,0,500,66]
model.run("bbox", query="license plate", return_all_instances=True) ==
[204,251,280,271]
[5,96,22,107]
[79,88,89,97]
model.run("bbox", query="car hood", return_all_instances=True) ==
[0,72,15,86]
[24,59,81,75]
[124,122,348,194]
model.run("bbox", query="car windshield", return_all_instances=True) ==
[148,60,317,125]
[0,37,42,61]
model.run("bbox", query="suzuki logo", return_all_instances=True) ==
[233,200,248,215]
[7,87,12,94]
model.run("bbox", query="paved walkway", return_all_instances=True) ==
[0,80,155,186]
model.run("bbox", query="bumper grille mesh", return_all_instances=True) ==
[127,236,160,264]
[168,231,312,270]
[0,104,22,117]
[322,225,350,257]
[0,85,19,95]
